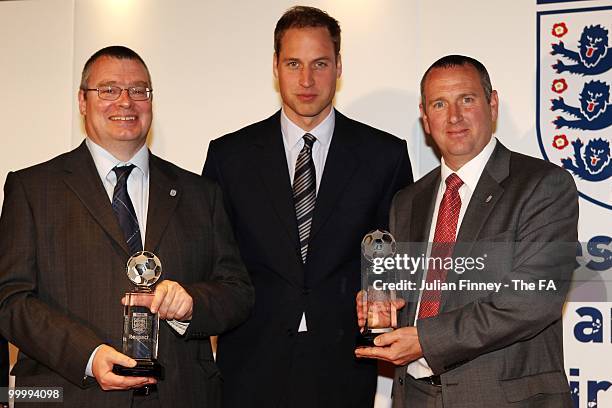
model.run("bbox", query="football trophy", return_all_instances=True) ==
[113,251,164,378]
[356,229,399,347]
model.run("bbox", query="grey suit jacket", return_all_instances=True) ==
[390,142,578,407]
[0,142,253,407]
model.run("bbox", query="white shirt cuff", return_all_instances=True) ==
[85,344,104,377]
[167,319,189,335]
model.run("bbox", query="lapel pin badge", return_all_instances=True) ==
[170,189,177,197]
[485,195,492,203]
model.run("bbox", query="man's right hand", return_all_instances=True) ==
[356,290,406,330]
[92,345,156,390]
[356,290,367,329]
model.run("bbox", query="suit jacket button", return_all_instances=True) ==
[399,377,404,385]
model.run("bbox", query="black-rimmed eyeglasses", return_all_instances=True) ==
[84,86,153,101]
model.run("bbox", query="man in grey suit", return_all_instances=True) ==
[356,55,578,407]
[0,46,253,407]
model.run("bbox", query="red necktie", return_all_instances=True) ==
[418,173,463,319]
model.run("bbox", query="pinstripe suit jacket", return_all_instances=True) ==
[0,142,253,407]
[0,336,8,388]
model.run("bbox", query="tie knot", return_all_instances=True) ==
[303,133,316,149]
[445,173,463,192]
[112,165,136,184]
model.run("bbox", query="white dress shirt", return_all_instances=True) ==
[84,139,186,377]
[281,108,335,191]
[280,108,335,332]
[86,138,149,245]
[407,137,497,379]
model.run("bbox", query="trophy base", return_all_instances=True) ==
[355,328,394,347]
[113,359,164,379]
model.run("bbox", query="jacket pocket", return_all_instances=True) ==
[198,358,222,380]
[10,358,46,377]
[500,370,570,402]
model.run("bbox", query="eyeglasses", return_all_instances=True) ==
[84,86,153,101]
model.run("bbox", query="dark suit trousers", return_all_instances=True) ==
[131,393,161,408]
[280,332,318,408]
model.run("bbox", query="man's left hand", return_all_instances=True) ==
[122,280,193,321]
[354,326,423,366]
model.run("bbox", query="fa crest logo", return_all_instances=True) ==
[552,80,611,130]
[131,312,149,335]
[561,137,611,182]
[537,6,612,209]
[552,24,612,75]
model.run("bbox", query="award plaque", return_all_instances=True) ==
[113,251,164,378]
[356,229,398,347]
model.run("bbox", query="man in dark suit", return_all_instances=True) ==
[0,336,8,408]
[203,6,412,408]
[0,46,253,407]
[356,55,578,407]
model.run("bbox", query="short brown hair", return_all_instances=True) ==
[80,45,151,90]
[274,6,341,57]
[421,55,493,105]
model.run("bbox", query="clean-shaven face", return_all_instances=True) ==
[274,27,342,131]
[79,56,152,156]
[420,64,498,170]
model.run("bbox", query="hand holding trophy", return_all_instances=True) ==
[113,251,164,379]
[356,230,404,347]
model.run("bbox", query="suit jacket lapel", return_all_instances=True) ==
[455,142,510,243]
[405,171,439,324]
[251,112,301,257]
[410,173,439,244]
[442,142,510,308]
[62,141,130,256]
[309,112,359,241]
[145,154,180,252]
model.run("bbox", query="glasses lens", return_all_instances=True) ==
[98,86,121,101]
[128,87,150,101]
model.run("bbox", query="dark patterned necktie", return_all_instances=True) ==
[418,173,463,319]
[293,133,317,263]
[112,165,143,254]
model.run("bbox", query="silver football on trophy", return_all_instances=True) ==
[361,229,396,263]
[126,251,162,287]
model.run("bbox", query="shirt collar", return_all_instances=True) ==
[85,138,150,181]
[280,108,335,150]
[440,137,497,192]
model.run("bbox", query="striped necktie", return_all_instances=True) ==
[112,165,143,254]
[293,133,317,263]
